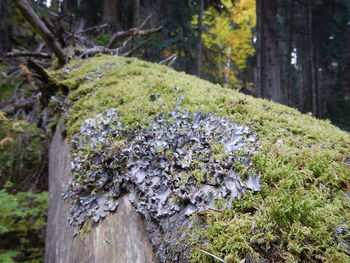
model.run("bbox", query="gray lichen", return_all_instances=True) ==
[64,93,260,262]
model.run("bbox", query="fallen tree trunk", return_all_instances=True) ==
[44,55,350,263]
[46,120,157,263]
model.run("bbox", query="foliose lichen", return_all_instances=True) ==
[64,93,260,261]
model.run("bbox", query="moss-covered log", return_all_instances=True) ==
[46,55,350,263]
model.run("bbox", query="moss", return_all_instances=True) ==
[56,55,350,263]
[78,220,92,240]
[193,170,205,185]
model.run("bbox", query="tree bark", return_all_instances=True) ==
[255,0,262,98]
[299,0,320,116]
[0,0,12,55]
[285,0,295,107]
[308,1,319,117]
[13,0,66,65]
[255,0,283,103]
[45,121,158,263]
[195,0,204,77]
[103,0,118,32]
[133,0,141,27]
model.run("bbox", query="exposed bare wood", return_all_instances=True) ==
[159,54,177,67]
[6,51,51,59]
[13,0,66,65]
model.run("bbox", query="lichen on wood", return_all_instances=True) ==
[54,55,350,263]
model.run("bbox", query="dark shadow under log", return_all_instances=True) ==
[45,120,158,263]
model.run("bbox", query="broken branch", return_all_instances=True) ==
[122,39,150,57]
[198,249,226,263]
[159,53,177,67]
[13,0,66,65]
[107,13,161,49]
[6,51,51,59]
[26,59,68,105]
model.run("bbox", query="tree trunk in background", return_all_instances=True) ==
[308,1,320,117]
[103,0,118,32]
[255,0,283,103]
[299,0,320,116]
[133,0,140,27]
[285,0,295,107]
[0,0,11,55]
[255,0,262,98]
[299,8,312,114]
[60,0,76,14]
[195,0,204,77]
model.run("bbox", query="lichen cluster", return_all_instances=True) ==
[64,93,260,261]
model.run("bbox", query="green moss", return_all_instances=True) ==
[193,170,205,185]
[78,220,92,240]
[56,55,350,263]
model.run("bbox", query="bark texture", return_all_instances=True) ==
[103,0,119,32]
[195,0,204,77]
[0,0,11,54]
[256,0,283,103]
[45,120,158,263]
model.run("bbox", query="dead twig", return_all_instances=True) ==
[122,39,150,57]
[107,13,161,49]
[159,54,177,67]
[199,249,226,263]
[13,0,66,65]
[121,26,163,49]
[6,51,51,59]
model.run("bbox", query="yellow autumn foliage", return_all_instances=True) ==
[202,0,256,87]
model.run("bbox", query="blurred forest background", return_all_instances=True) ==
[0,0,349,262]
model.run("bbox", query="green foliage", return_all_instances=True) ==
[0,251,21,263]
[0,112,46,188]
[0,112,48,262]
[0,184,48,263]
[198,0,256,88]
[93,34,112,47]
[0,62,32,101]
